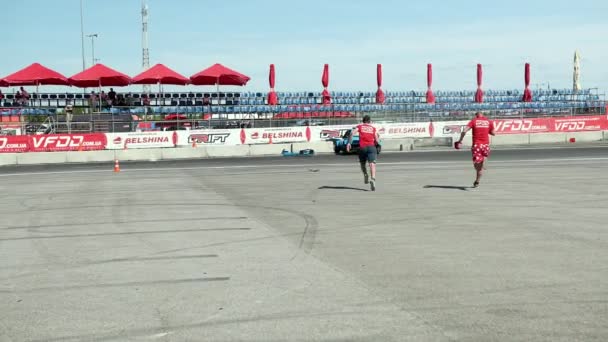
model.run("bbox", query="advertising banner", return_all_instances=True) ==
[177,129,242,146]
[493,118,553,134]
[378,122,433,138]
[243,126,312,144]
[0,135,30,153]
[551,115,608,132]
[29,133,107,152]
[105,131,177,149]
[493,115,608,134]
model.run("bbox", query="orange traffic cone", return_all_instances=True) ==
[268,134,273,144]
[77,141,84,152]
[114,159,120,173]
[192,139,197,148]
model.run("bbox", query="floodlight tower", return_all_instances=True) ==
[141,0,150,93]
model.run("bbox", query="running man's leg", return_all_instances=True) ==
[474,161,484,186]
[359,149,369,184]
[360,161,369,183]
[367,146,378,191]
[472,144,489,187]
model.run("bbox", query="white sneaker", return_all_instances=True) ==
[370,178,376,191]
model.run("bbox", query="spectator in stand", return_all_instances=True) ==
[142,94,150,106]
[125,93,133,107]
[115,94,125,106]
[89,91,98,111]
[100,91,108,109]
[0,90,4,104]
[19,87,29,106]
[108,88,116,106]
[142,94,151,118]
[15,91,22,106]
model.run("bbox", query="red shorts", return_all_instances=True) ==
[471,144,490,164]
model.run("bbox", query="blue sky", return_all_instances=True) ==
[2,0,608,94]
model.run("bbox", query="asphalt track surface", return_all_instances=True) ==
[1,144,607,341]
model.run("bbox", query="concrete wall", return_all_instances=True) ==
[0,131,606,167]
[0,154,17,166]
[565,131,604,143]
[491,134,530,146]
[17,152,67,165]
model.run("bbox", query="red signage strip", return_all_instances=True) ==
[1,114,607,153]
[0,133,107,153]
[0,135,30,153]
[493,115,608,134]
[29,133,107,152]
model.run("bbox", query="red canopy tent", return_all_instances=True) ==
[189,64,250,110]
[68,63,131,113]
[132,63,189,113]
[426,63,436,104]
[321,64,331,104]
[522,63,532,102]
[267,64,278,105]
[0,62,69,86]
[474,64,484,103]
[68,63,132,88]
[132,63,189,85]
[189,63,250,86]
[375,64,385,104]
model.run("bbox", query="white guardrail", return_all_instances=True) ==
[1,115,607,155]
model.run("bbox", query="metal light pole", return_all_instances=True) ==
[87,34,98,66]
[141,0,150,94]
[80,0,85,70]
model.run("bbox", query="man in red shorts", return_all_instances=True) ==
[347,115,380,191]
[456,112,495,188]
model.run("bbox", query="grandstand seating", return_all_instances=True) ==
[0,88,603,118]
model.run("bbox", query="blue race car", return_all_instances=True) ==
[331,128,382,155]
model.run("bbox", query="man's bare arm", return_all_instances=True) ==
[457,126,471,143]
[348,128,358,145]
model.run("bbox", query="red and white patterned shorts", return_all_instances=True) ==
[471,144,490,164]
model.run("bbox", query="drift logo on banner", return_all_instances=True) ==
[0,136,30,153]
[189,133,231,144]
[441,124,468,135]
[175,130,241,146]
[30,134,106,152]
[319,127,351,140]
